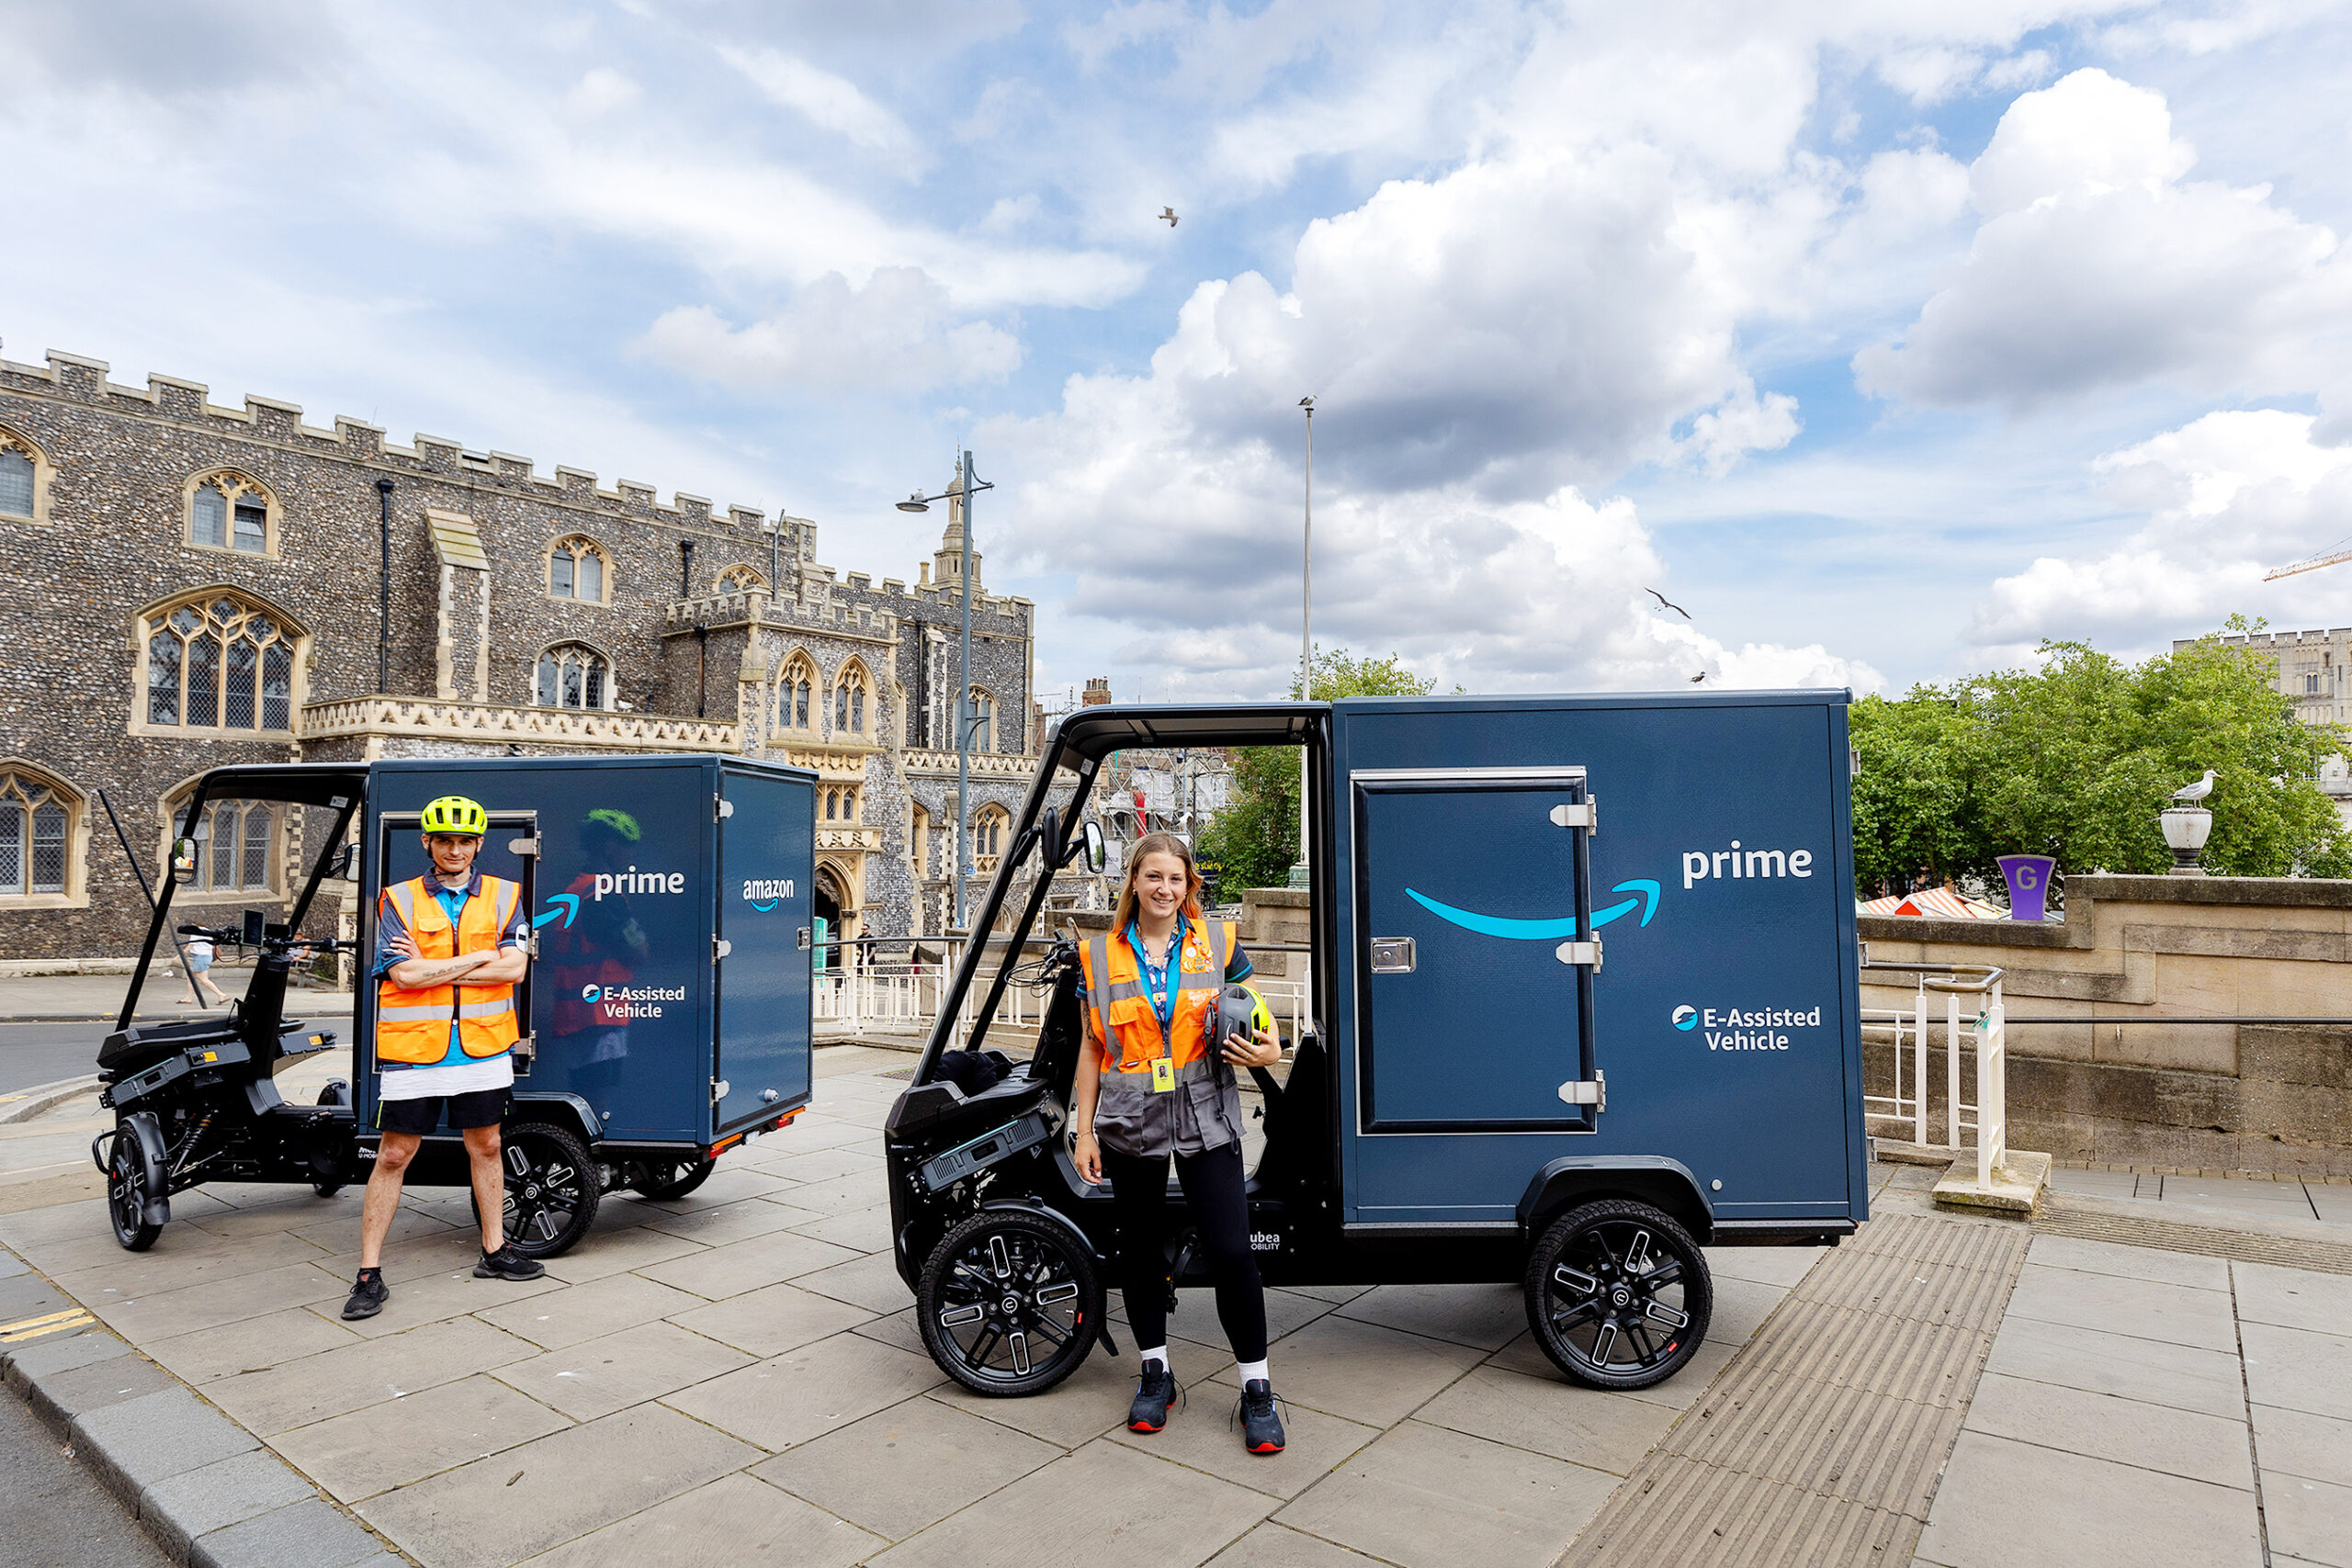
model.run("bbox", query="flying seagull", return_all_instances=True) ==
[1159,207,1178,227]
[1645,588,1691,619]
[2170,769,2218,803]
[1690,671,1707,683]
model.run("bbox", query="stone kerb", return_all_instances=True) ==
[1860,874,2352,1176]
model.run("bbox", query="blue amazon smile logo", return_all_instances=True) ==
[533,893,580,930]
[1403,878,1661,940]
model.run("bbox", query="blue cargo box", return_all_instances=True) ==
[1329,690,1866,1238]
[354,753,816,1150]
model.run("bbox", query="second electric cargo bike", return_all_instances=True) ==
[887,690,1868,1393]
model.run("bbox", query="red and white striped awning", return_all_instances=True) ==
[1857,888,2010,919]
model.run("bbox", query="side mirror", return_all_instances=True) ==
[1081,819,1107,874]
[170,838,201,882]
[326,842,356,881]
[241,909,266,946]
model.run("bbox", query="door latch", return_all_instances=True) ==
[712,1079,730,1103]
[715,796,735,819]
[713,937,733,961]
[1555,940,1602,969]
[1556,1071,1605,1110]
[797,927,812,951]
[1369,937,1416,974]
[1549,799,1597,833]
[505,836,540,856]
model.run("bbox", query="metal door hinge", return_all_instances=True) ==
[528,931,541,959]
[506,836,540,856]
[716,796,735,819]
[1555,940,1602,969]
[712,1079,729,1103]
[1556,1071,1605,1110]
[714,936,733,961]
[797,927,812,951]
[1549,799,1597,833]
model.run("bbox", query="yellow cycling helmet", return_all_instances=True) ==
[420,795,489,837]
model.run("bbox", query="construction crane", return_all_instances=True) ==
[2266,542,2352,581]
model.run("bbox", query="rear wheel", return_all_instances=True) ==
[1523,1199,1711,1391]
[106,1127,161,1252]
[630,1156,718,1201]
[311,1083,351,1198]
[919,1209,1102,1397]
[496,1122,599,1258]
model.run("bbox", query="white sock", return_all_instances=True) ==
[1141,1347,1169,1370]
[1236,1358,1270,1384]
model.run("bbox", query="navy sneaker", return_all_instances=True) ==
[1237,1379,1286,1454]
[1128,1363,1178,1432]
[474,1245,546,1281]
[341,1269,388,1320]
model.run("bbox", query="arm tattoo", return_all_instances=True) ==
[407,955,484,986]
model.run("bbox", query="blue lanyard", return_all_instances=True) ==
[1125,917,1185,1025]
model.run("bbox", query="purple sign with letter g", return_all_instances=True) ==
[1996,854,2057,922]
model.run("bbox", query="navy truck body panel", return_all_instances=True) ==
[356,753,817,1146]
[1329,692,1866,1235]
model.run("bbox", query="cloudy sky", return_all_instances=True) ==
[6,0,2351,706]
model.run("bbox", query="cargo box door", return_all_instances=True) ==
[712,766,815,1137]
[1352,769,1600,1132]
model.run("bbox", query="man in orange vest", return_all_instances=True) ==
[344,795,541,1320]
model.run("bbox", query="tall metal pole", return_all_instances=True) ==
[956,448,975,933]
[375,479,393,694]
[1295,400,1313,876]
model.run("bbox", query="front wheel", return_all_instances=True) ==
[106,1127,161,1252]
[1523,1198,1711,1391]
[496,1122,600,1258]
[918,1208,1103,1397]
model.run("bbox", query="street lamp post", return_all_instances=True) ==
[1290,397,1314,889]
[898,451,995,932]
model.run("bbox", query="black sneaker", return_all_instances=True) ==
[474,1245,546,1281]
[1127,1363,1178,1433]
[341,1269,388,1321]
[1237,1378,1286,1454]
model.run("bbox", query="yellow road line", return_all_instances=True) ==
[1,1309,95,1342]
[0,1307,86,1333]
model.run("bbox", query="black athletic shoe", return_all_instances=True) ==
[341,1269,388,1321]
[474,1245,546,1281]
[1127,1363,1178,1432]
[1237,1379,1286,1454]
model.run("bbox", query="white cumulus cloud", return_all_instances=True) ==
[633,267,1023,393]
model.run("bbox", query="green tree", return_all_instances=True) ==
[1850,626,2352,895]
[1195,649,1436,891]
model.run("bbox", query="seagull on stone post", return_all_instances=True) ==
[2170,769,2218,803]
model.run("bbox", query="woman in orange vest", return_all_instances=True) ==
[1073,831,1288,1453]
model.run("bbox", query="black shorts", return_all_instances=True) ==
[376,1087,510,1136]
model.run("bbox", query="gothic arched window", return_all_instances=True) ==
[535,643,611,710]
[715,563,766,593]
[139,592,301,735]
[185,470,276,555]
[778,652,817,731]
[968,686,995,752]
[548,536,610,604]
[0,768,81,900]
[168,792,279,897]
[834,660,871,735]
[0,425,51,524]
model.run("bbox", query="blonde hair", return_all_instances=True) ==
[1114,832,1205,934]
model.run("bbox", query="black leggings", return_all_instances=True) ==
[1101,1140,1267,1363]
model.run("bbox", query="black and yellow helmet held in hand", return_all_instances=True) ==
[1207,983,1275,1052]
[420,795,489,837]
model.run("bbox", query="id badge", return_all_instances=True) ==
[1150,1058,1175,1093]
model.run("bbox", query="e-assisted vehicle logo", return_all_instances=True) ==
[1677,1004,1822,1051]
[583,983,684,1021]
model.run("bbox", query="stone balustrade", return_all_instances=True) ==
[300,696,739,751]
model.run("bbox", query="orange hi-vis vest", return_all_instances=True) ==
[1081,919,1241,1156]
[376,874,523,1066]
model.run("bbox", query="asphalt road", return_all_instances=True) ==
[0,1025,105,1096]
[0,1380,172,1568]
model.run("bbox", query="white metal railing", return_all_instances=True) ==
[1861,962,2007,1188]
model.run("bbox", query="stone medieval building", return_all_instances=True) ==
[0,347,1048,967]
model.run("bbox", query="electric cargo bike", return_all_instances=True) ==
[887,693,1870,1393]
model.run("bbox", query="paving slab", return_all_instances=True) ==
[141,1306,363,1385]
[1485,1325,1738,1410]
[788,1202,895,1253]
[865,1437,1275,1568]
[665,1279,876,1358]
[2254,1403,2352,1488]
[55,1231,331,1302]
[1914,1430,2259,1568]
[634,1164,804,1207]
[755,1145,886,1185]
[1963,1371,2253,1488]
[929,1333,1141,1447]
[2045,1168,2143,1201]
[3,1323,131,1387]
[752,1393,1063,1540]
[471,1270,705,1349]
[272,1371,574,1502]
[795,1247,921,1314]
[1107,1385,1379,1499]
[1273,1281,1372,1304]
[70,1386,259,1506]
[317,1258,565,1337]
[1702,1245,1827,1289]
[206,1314,540,1435]
[21,1351,177,1426]
[638,1194,822,1246]
[2232,1259,2352,1335]
[3,1266,93,1324]
[774,1170,893,1215]
[1204,1314,1482,1427]
[853,1305,928,1357]
[85,1260,345,1343]
[2264,1472,2352,1568]
[187,1496,384,1568]
[2241,1319,2352,1420]
[1275,1417,1619,1568]
[2001,1261,2240,1354]
[515,1470,885,1568]
[1414,1363,1679,1477]
[1980,1314,2245,1418]
[637,1225,862,1299]
[2024,1233,2233,1291]
[2160,1178,2322,1222]
[1328,1282,1520,1349]
[354,1401,759,1568]
[1205,1522,1390,1566]
[137,1449,317,1561]
[663,1327,946,1451]
[492,1318,754,1420]
[531,1225,707,1285]
[1707,1276,1793,1341]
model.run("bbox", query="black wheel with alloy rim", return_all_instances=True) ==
[106,1125,161,1252]
[1523,1198,1711,1391]
[918,1208,1102,1397]
[630,1156,717,1201]
[497,1122,599,1258]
